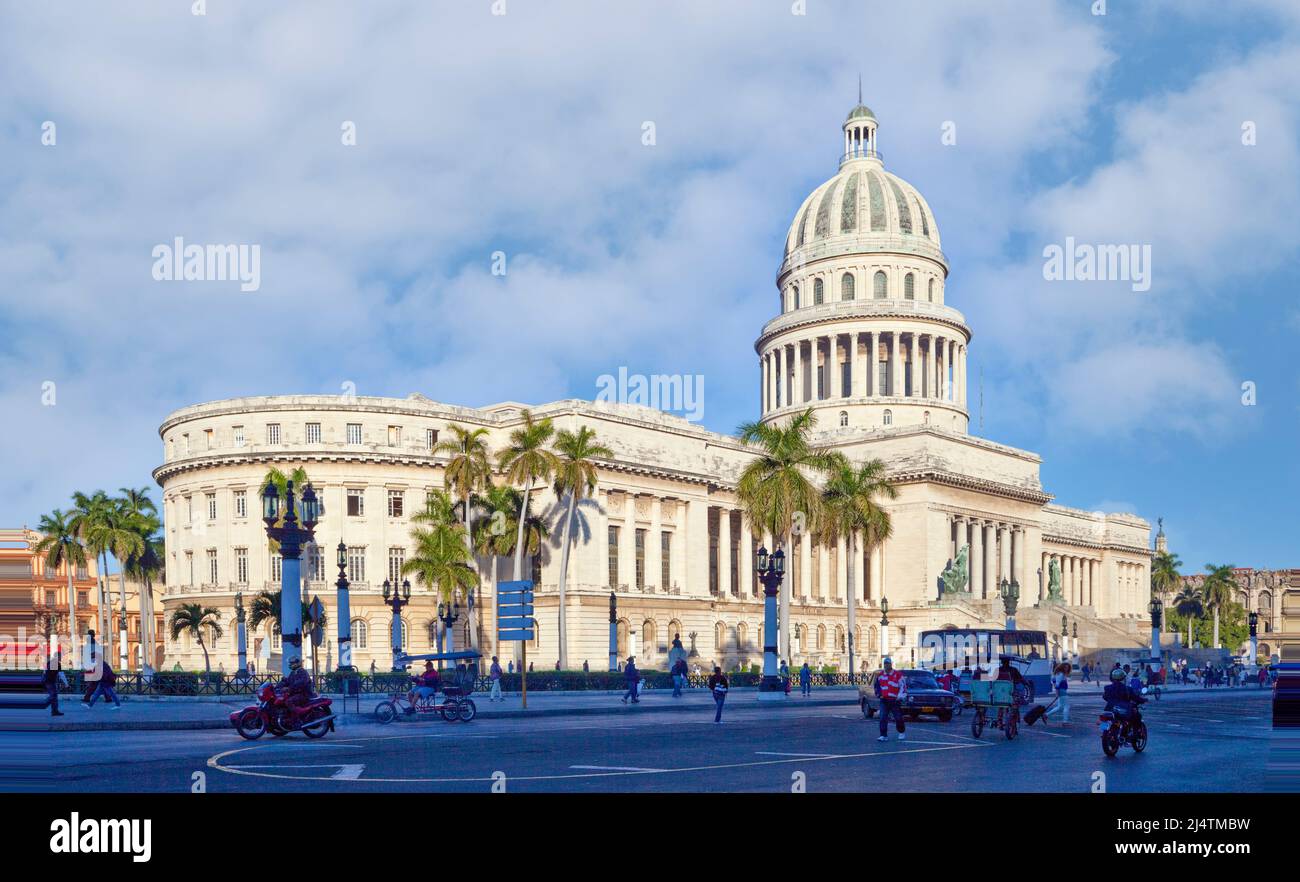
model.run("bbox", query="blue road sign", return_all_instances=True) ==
[498,580,536,642]
[498,603,533,617]
[498,629,535,641]
[498,616,535,629]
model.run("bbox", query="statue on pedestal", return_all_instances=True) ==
[940,546,970,598]
[1046,558,1064,602]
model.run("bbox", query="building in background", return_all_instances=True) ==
[0,528,100,663]
[1179,567,1300,662]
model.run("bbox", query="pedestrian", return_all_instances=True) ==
[1081,662,1091,683]
[621,657,640,704]
[81,630,100,703]
[369,660,376,676]
[780,659,791,695]
[528,661,534,673]
[489,655,503,702]
[671,657,687,697]
[43,652,66,717]
[583,660,589,673]
[555,660,560,671]
[708,666,729,723]
[874,656,906,741]
[1044,662,1071,723]
[508,659,514,674]
[85,659,122,710]
[799,661,812,697]
[1259,667,1268,688]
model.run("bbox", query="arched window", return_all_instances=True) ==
[839,411,849,427]
[817,624,826,650]
[928,278,935,302]
[736,622,749,651]
[398,616,409,649]
[873,270,887,299]
[904,273,915,300]
[883,409,893,426]
[836,626,845,652]
[715,621,728,656]
[668,619,683,647]
[616,618,630,658]
[841,273,855,301]
[352,619,368,649]
[813,278,824,305]
[792,284,800,310]
[642,619,657,658]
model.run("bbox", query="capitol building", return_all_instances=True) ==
[154,104,1153,674]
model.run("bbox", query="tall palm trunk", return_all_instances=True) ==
[846,531,857,681]
[512,479,533,581]
[1213,608,1220,649]
[779,531,792,662]
[141,576,154,675]
[65,560,78,668]
[462,490,482,667]
[198,634,210,679]
[118,570,129,670]
[1187,619,1193,649]
[555,491,577,669]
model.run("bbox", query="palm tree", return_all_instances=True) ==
[404,490,479,653]
[1173,584,1204,648]
[1150,550,1182,632]
[736,408,843,661]
[551,426,613,668]
[70,490,114,648]
[495,410,559,583]
[820,458,896,679]
[436,424,494,658]
[34,510,88,663]
[1201,564,1237,649]
[101,498,145,670]
[169,603,223,679]
[122,512,164,673]
[118,488,158,669]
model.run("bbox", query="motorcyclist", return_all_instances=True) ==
[1103,666,1146,738]
[277,656,314,719]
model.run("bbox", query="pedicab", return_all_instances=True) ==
[966,657,1032,740]
[373,649,481,724]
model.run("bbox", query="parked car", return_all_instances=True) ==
[1272,663,1300,728]
[858,669,957,722]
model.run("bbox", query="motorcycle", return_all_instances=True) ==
[230,682,336,740]
[1098,687,1148,757]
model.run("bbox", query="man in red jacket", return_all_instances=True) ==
[874,657,907,742]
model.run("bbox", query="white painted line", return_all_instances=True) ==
[755,751,834,757]
[570,764,667,772]
[331,764,365,780]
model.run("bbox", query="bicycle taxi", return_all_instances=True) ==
[962,655,1033,740]
[374,649,481,724]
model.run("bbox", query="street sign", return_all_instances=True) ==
[498,604,533,618]
[497,580,534,643]
[498,616,534,629]
[498,629,535,641]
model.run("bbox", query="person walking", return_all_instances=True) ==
[85,659,122,710]
[708,666,729,723]
[81,630,100,704]
[583,660,589,673]
[799,662,812,697]
[780,659,791,695]
[621,657,640,704]
[874,656,906,742]
[489,655,503,702]
[1081,662,1091,683]
[671,657,687,698]
[508,659,514,675]
[44,652,66,717]
[1044,662,1071,723]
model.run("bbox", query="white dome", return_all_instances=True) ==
[784,165,941,257]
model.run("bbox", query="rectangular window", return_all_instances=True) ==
[78,590,89,607]
[388,425,402,447]
[816,364,825,399]
[206,492,216,520]
[635,529,646,589]
[185,495,193,524]
[426,428,438,451]
[270,553,282,583]
[235,547,248,583]
[45,589,57,607]
[347,546,366,583]
[306,544,325,581]
[204,428,213,449]
[186,552,193,586]
[878,361,889,397]
[206,549,218,585]
[183,434,190,454]
[234,490,247,519]
[306,422,322,444]
[388,547,406,584]
[347,423,362,445]
[266,423,281,445]
[531,555,542,586]
[709,527,719,595]
[661,531,672,589]
[76,562,87,580]
[233,425,245,447]
[731,542,740,596]
[387,489,405,518]
[607,525,620,588]
[347,489,365,517]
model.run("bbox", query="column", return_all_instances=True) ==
[850,333,863,397]
[773,349,782,409]
[933,336,943,400]
[998,525,1011,586]
[815,540,827,601]
[969,519,984,598]
[906,332,917,397]
[718,506,732,599]
[950,515,961,561]
[739,512,754,598]
[1010,528,1022,591]
[1092,560,1101,614]
[761,355,769,413]
[649,496,663,590]
[620,492,636,590]
[984,523,997,601]
[799,530,812,602]
[836,534,848,602]
[865,332,875,396]
[831,334,842,398]
[957,345,966,407]
[890,331,902,396]
[869,543,882,601]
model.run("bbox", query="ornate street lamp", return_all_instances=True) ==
[608,591,618,671]
[382,578,412,671]
[335,541,353,671]
[437,596,461,662]
[234,591,248,677]
[756,544,786,699]
[878,596,891,663]
[1248,610,1260,668]
[262,480,321,674]
[1000,578,1020,630]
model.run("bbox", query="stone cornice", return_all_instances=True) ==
[152,448,447,486]
[1041,535,1154,557]
[756,299,970,352]
[889,468,1052,505]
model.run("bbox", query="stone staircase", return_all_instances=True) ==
[1017,603,1147,655]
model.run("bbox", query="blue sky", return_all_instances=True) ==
[0,0,1297,571]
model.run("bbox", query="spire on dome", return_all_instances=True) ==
[841,91,879,163]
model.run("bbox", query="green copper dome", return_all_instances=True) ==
[846,104,875,122]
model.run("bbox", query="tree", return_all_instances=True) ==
[404,490,479,654]
[70,490,115,650]
[98,496,145,670]
[1201,564,1237,650]
[169,603,223,679]
[118,488,159,670]
[736,408,843,661]
[34,510,88,663]
[820,458,896,678]
[551,426,613,668]
[495,410,559,583]
[1172,584,1204,648]
[1150,550,1183,633]
[436,424,494,658]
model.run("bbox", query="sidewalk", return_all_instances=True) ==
[0,687,861,732]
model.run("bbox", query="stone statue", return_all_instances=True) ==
[941,546,970,596]
[1047,558,1063,601]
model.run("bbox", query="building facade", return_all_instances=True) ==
[0,528,101,663]
[153,104,1152,674]
[1178,567,1300,662]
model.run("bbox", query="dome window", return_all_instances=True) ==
[882,409,893,426]
[792,284,800,310]
[873,271,887,300]
[904,273,915,300]
[814,278,824,305]
[839,411,849,427]
[841,273,855,301]
[928,278,935,302]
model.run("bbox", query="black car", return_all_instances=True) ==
[858,669,956,722]
[1273,663,1300,728]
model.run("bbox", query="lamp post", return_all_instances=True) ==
[335,542,353,671]
[262,480,320,675]
[1149,596,1163,664]
[756,545,786,699]
[1000,578,1019,631]
[438,597,461,663]
[234,592,248,677]
[1071,621,1079,665]
[1059,614,1068,664]
[382,578,411,671]
[879,596,891,663]
[1248,610,1259,668]
[608,592,618,672]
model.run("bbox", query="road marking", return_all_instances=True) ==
[755,751,834,757]
[569,764,666,772]
[331,764,365,780]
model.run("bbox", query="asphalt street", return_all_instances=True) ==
[7,688,1281,793]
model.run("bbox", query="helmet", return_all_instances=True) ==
[1109,667,1125,683]
[882,656,893,665]
[289,657,302,669]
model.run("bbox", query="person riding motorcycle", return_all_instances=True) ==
[1103,666,1146,738]
[277,656,314,720]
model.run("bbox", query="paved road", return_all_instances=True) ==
[6,689,1284,793]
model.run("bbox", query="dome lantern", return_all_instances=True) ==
[843,78,879,163]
